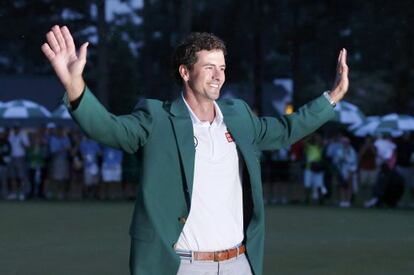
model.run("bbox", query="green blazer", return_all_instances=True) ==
[66,88,335,275]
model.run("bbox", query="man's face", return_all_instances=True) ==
[184,50,226,101]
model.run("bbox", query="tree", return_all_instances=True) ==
[2,0,414,115]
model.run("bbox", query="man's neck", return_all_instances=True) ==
[183,93,216,123]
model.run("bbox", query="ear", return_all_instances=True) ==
[179,65,189,82]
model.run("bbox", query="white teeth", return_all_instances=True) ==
[210,84,219,88]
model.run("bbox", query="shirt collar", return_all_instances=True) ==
[181,93,224,126]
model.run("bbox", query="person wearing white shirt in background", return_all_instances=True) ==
[101,146,123,200]
[335,137,358,208]
[365,134,401,208]
[7,125,30,200]
[374,134,396,168]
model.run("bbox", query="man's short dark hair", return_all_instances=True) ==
[171,32,227,85]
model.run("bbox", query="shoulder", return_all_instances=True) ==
[218,97,247,106]
[135,98,163,108]
[131,98,165,115]
[217,98,253,113]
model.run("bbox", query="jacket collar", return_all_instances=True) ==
[169,96,190,118]
[168,96,236,118]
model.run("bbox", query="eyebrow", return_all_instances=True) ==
[203,63,226,68]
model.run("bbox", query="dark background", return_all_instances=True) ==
[1,0,414,116]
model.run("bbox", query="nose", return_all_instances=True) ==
[212,68,223,80]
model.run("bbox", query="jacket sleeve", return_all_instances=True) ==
[244,95,335,151]
[63,87,154,153]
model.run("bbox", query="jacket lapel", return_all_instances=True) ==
[167,98,195,199]
[218,100,249,155]
[219,100,259,183]
[167,98,258,204]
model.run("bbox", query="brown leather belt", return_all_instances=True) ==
[191,245,246,262]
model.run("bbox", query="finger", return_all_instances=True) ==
[78,42,89,62]
[341,48,347,66]
[341,65,349,79]
[61,26,75,53]
[52,25,67,51]
[337,49,343,63]
[336,49,343,72]
[46,31,60,53]
[41,43,56,60]
[338,49,348,75]
[340,49,348,75]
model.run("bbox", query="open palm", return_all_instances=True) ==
[330,48,349,102]
[41,25,88,93]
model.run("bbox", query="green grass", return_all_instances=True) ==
[264,206,414,275]
[0,201,132,275]
[1,202,414,275]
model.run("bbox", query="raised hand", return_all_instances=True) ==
[41,25,88,101]
[329,48,349,103]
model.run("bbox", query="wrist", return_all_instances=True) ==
[328,89,343,104]
[66,77,85,102]
[323,91,336,107]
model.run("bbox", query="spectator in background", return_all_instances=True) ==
[261,151,273,205]
[80,137,101,199]
[27,131,48,199]
[364,163,405,208]
[290,139,304,163]
[324,133,344,201]
[270,148,291,204]
[335,137,358,208]
[374,134,396,168]
[365,134,402,208]
[0,128,11,199]
[41,123,54,192]
[48,126,71,199]
[395,133,414,206]
[303,133,327,203]
[358,136,377,202]
[262,148,291,205]
[69,130,84,199]
[7,125,30,201]
[101,146,123,200]
[289,139,305,203]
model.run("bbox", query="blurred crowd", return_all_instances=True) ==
[1,124,413,208]
[261,131,414,208]
[0,124,139,201]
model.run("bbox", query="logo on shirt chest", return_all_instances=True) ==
[225,132,234,143]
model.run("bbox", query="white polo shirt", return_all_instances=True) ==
[175,97,244,251]
[8,131,29,158]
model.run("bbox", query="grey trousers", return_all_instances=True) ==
[176,254,253,275]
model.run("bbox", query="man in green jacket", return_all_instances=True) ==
[42,25,348,275]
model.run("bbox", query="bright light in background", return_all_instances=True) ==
[272,78,293,116]
[285,104,294,114]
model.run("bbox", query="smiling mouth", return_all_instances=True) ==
[209,83,220,88]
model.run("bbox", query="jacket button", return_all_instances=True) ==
[178,217,187,224]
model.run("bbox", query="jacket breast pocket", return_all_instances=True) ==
[130,225,155,242]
